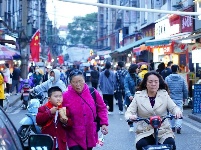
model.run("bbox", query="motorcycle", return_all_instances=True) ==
[20,79,31,109]
[127,115,182,150]
[18,92,47,142]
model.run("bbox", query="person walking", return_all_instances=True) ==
[138,64,148,79]
[124,64,141,132]
[3,63,11,95]
[99,62,116,114]
[0,71,5,108]
[90,66,100,89]
[115,61,128,114]
[11,64,21,95]
[165,65,188,134]
[36,86,73,150]
[83,67,91,86]
[161,61,173,80]
[62,69,108,150]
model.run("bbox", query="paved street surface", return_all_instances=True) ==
[5,99,201,150]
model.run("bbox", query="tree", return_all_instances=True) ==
[66,12,97,48]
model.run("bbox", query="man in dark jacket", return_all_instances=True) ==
[11,64,21,95]
[115,61,128,115]
[161,61,173,80]
[90,66,99,89]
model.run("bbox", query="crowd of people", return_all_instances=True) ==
[0,60,189,150]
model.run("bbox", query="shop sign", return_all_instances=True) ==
[155,19,170,39]
[5,34,16,49]
[153,45,172,55]
[142,24,155,37]
[181,7,194,32]
[169,15,181,35]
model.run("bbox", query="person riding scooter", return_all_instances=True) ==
[31,69,67,104]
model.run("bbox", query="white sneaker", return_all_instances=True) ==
[108,111,113,115]
[119,111,124,115]
[129,127,135,132]
[106,106,109,110]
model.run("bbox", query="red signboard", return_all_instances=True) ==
[181,7,194,33]
[169,15,181,35]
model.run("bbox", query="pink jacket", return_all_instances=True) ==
[62,84,108,150]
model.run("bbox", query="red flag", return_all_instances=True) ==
[58,55,64,65]
[47,47,52,62]
[30,29,40,62]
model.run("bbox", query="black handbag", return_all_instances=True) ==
[89,87,101,132]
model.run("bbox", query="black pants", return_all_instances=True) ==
[116,91,125,111]
[136,135,176,150]
[0,100,3,108]
[6,83,10,93]
[69,145,92,150]
[103,94,113,112]
[91,82,98,89]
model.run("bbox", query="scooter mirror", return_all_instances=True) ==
[28,134,53,150]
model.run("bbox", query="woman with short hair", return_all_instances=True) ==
[62,69,108,150]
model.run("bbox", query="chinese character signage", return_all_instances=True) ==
[193,84,201,114]
[181,7,194,32]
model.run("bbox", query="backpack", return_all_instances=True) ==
[119,74,125,90]
[89,87,101,132]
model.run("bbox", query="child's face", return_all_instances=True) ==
[49,91,63,107]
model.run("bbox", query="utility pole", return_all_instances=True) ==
[19,0,30,79]
[40,0,47,58]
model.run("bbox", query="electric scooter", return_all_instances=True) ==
[20,79,31,109]
[18,92,47,142]
[127,115,182,150]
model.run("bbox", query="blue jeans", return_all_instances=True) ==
[170,100,183,128]
[11,80,19,93]
[116,91,125,111]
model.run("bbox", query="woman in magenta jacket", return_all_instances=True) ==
[62,69,108,150]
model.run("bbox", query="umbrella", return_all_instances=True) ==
[0,45,20,60]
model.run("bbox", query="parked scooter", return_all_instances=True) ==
[18,92,47,142]
[20,79,31,109]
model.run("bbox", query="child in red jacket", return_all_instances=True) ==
[36,86,72,150]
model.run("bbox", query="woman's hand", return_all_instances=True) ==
[175,110,182,119]
[101,125,108,135]
[129,96,133,101]
[129,115,138,121]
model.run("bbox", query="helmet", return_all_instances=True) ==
[140,64,148,70]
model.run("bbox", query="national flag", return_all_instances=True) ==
[30,29,40,62]
[58,55,64,65]
[47,47,52,62]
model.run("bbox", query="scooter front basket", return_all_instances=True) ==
[143,144,173,150]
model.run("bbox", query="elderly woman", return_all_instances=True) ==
[62,69,108,150]
[125,71,182,150]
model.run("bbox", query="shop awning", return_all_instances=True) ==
[0,44,20,60]
[145,38,170,46]
[145,32,191,46]
[183,32,201,40]
[116,36,154,53]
